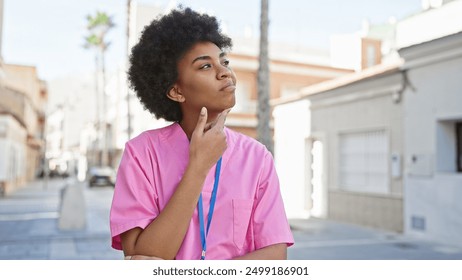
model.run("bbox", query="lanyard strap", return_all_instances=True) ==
[198,157,222,260]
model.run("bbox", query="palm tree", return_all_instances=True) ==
[84,11,115,166]
[257,0,273,154]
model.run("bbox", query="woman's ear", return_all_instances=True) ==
[167,86,185,103]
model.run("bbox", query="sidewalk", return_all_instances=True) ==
[288,218,462,260]
[0,178,122,260]
[2,178,462,260]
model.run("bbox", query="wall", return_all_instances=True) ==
[396,0,462,49]
[0,115,27,195]
[273,100,311,218]
[403,52,462,244]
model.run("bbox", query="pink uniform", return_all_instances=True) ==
[110,123,294,259]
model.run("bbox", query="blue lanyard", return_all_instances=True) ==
[197,157,222,260]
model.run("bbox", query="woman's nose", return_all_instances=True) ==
[217,65,232,79]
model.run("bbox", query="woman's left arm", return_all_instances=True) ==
[232,243,287,260]
[125,243,286,260]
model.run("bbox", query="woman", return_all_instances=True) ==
[110,7,293,260]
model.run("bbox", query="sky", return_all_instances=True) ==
[2,0,423,81]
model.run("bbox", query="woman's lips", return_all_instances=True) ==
[220,81,236,91]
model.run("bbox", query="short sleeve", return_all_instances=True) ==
[252,151,294,249]
[110,142,159,250]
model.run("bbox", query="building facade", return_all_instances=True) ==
[273,1,462,245]
[274,62,405,230]
[0,64,47,195]
[399,31,462,245]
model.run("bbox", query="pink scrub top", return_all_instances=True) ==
[110,123,294,259]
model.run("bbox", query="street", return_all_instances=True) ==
[1,178,461,260]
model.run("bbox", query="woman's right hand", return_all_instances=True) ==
[189,107,230,174]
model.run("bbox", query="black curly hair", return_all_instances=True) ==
[128,7,233,122]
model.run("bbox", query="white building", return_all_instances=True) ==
[274,61,405,230]
[273,0,462,245]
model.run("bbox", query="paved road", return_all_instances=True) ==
[1,178,461,260]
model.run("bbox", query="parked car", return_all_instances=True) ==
[88,166,116,187]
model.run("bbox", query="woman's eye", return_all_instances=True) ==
[200,64,211,69]
[222,59,230,66]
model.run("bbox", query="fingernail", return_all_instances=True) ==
[200,107,206,115]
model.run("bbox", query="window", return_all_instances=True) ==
[436,120,462,173]
[339,130,389,194]
[366,45,376,67]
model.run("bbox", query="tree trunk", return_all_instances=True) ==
[126,0,132,140]
[257,0,273,153]
[94,54,102,166]
[101,47,108,166]
[84,11,114,167]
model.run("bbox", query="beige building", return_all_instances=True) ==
[0,64,47,195]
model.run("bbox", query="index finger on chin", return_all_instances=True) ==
[215,108,231,130]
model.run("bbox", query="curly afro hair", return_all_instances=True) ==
[128,7,232,122]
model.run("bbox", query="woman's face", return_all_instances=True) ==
[172,41,236,116]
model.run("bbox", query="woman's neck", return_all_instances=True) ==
[179,112,219,140]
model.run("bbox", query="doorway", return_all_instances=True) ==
[308,138,327,218]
